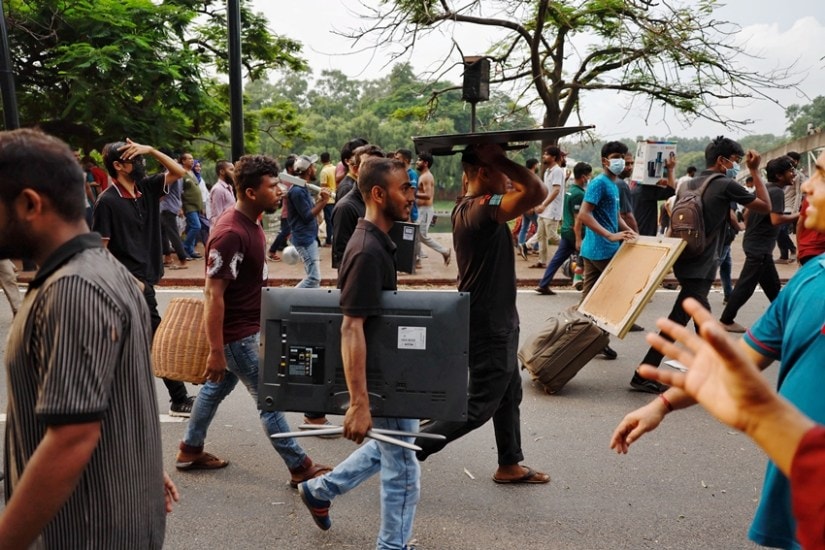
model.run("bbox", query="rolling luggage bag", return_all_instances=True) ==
[518,309,609,394]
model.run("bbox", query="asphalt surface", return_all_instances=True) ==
[0,284,776,550]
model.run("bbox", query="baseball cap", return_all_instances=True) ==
[293,154,319,173]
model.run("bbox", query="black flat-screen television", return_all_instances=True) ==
[258,288,470,421]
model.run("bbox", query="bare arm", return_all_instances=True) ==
[473,144,546,223]
[0,422,101,548]
[579,201,636,243]
[416,173,434,202]
[203,277,231,383]
[620,211,638,233]
[535,186,560,214]
[770,211,800,226]
[743,150,771,214]
[118,138,186,185]
[340,315,372,443]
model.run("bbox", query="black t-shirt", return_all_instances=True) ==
[452,194,518,335]
[616,179,633,214]
[336,174,357,202]
[331,186,365,270]
[338,219,397,317]
[632,184,675,236]
[743,183,785,255]
[92,173,167,284]
[673,170,755,281]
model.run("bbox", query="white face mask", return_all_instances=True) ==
[607,157,625,176]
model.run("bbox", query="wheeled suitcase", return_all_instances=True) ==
[518,309,609,394]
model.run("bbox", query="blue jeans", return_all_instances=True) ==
[518,212,537,245]
[295,240,321,288]
[538,236,576,288]
[183,211,202,256]
[306,417,420,550]
[182,333,306,470]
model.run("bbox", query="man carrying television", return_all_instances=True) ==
[297,156,420,550]
[415,143,551,485]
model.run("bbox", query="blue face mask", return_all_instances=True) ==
[607,157,625,176]
[725,159,741,179]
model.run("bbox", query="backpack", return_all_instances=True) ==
[668,173,723,258]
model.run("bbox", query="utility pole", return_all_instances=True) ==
[0,2,20,130]
[228,0,243,161]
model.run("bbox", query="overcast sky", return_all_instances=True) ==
[251,0,824,141]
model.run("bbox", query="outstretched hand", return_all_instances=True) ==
[637,298,775,433]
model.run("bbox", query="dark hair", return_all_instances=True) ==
[573,162,593,180]
[526,158,539,170]
[340,137,368,164]
[284,154,297,172]
[0,129,86,222]
[358,157,407,199]
[787,151,801,162]
[352,144,385,168]
[178,151,193,163]
[766,155,795,182]
[103,141,127,178]
[215,160,232,176]
[320,151,331,163]
[543,145,562,159]
[395,148,413,163]
[687,166,696,175]
[234,154,279,195]
[600,141,628,158]
[418,152,434,168]
[704,136,745,167]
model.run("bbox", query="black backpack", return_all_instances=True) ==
[668,173,723,258]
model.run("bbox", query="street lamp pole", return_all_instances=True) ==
[0,2,20,130]
[228,0,244,161]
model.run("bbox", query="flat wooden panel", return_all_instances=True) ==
[412,126,595,156]
[578,236,686,338]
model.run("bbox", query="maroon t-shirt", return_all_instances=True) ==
[791,425,825,550]
[205,208,267,343]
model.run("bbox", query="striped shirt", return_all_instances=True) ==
[4,233,166,548]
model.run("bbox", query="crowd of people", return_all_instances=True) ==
[1,126,824,550]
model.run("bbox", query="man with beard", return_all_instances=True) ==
[298,157,420,550]
[176,154,331,485]
[0,128,177,548]
[528,146,566,269]
[209,160,236,225]
[93,138,195,416]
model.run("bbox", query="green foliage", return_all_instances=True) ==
[3,0,305,151]
[786,96,825,139]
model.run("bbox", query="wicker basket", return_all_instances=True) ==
[152,298,209,384]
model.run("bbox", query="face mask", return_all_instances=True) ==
[607,157,625,176]
[725,161,740,180]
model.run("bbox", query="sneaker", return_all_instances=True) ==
[169,396,195,418]
[630,372,669,394]
[720,321,746,333]
[298,482,332,531]
[535,286,556,295]
[599,345,618,360]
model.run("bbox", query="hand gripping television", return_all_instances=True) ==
[258,288,470,422]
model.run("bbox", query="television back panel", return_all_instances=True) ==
[258,288,470,421]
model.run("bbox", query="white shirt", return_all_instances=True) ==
[539,165,565,220]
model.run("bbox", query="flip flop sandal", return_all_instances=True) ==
[492,466,550,484]
[176,451,229,471]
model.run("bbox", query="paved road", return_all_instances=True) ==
[0,287,774,549]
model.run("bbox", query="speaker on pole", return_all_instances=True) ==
[462,56,490,103]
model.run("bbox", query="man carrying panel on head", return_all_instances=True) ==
[298,157,420,549]
[415,143,551,485]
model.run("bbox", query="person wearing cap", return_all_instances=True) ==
[415,143,551,485]
[287,154,330,287]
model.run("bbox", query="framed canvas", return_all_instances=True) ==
[577,236,686,338]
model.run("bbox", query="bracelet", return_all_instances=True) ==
[658,393,674,412]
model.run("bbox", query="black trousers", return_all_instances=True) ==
[160,211,188,261]
[416,329,524,466]
[640,277,713,368]
[719,252,780,324]
[143,282,189,403]
[776,223,796,259]
[268,217,291,253]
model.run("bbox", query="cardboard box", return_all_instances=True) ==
[631,141,677,186]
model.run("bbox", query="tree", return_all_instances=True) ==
[3,0,306,150]
[786,96,825,139]
[347,0,798,142]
